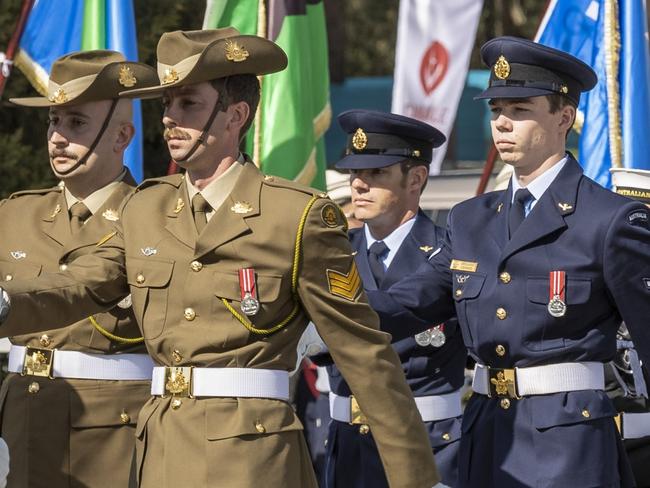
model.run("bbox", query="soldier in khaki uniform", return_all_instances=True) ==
[0,51,158,488]
[0,29,439,488]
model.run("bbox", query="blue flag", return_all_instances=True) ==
[536,0,650,187]
[15,0,146,182]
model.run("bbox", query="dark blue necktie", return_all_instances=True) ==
[368,241,389,285]
[509,188,533,238]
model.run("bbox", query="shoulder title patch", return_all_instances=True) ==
[327,262,361,301]
[628,209,649,227]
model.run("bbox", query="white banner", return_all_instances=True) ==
[392,0,483,174]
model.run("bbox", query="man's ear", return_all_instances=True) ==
[227,101,250,135]
[409,164,429,192]
[114,122,135,153]
[559,104,576,133]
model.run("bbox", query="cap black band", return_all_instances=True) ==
[345,132,432,162]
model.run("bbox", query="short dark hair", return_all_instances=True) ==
[210,74,260,139]
[546,94,577,139]
[400,159,429,193]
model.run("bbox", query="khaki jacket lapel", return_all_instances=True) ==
[42,191,69,246]
[194,163,262,259]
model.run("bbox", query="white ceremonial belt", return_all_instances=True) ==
[150,366,290,401]
[329,390,462,424]
[472,362,605,398]
[8,345,153,380]
[619,412,650,439]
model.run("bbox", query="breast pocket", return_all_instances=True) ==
[126,256,174,339]
[452,272,486,347]
[212,271,288,329]
[0,260,42,281]
[524,276,592,351]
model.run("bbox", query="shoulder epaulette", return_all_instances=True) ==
[135,173,184,192]
[8,185,61,199]
[261,174,329,199]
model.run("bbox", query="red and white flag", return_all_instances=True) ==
[392,0,483,174]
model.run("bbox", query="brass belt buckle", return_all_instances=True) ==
[349,395,368,425]
[163,366,193,398]
[487,367,520,399]
[22,347,54,378]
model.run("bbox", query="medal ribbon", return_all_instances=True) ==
[239,268,257,301]
[549,271,566,302]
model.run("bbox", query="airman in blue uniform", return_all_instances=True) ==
[364,37,650,487]
[607,167,650,488]
[314,110,466,488]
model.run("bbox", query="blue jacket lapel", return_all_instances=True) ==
[500,156,581,264]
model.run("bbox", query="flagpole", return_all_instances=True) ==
[253,0,266,167]
[0,0,35,99]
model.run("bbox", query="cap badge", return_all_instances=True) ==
[352,128,368,151]
[48,88,68,104]
[225,39,249,62]
[231,201,253,214]
[560,84,568,94]
[118,65,137,87]
[102,209,119,221]
[162,68,179,85]
[494,55,511,80]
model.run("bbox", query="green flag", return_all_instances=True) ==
[204,0,331,189]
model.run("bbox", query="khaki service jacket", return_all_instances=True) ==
[1,162,439,488]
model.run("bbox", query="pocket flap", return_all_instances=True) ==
[531,390,616,430]
[527,276,591,305]
[205,398,302,441]
[127,257,174,288]
[70,382,150,428]
[0,260,42,280]
[212,271,283,303]
[452,273,486,301]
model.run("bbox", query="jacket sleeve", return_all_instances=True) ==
[296,198,440,488]
[366,220,456,330]
[604,201,650,367]
[0,212,129,336]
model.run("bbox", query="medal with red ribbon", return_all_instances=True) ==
[239,268,260,316]
[547,270,567,317]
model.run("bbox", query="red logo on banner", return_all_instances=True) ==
[419,41,449,96]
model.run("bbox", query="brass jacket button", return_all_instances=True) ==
[59,263,68,271]
[499,272,511,284]
[28,382,40,394]
[172,349,183,363]
[495,344,506,357]
[4,274,12,281]
[496,308,507,320]
[359,424,370,435]
[500,398,511,409]
[39,334,51,347]
[136,274,145,284]
[184,308,196,321]
[171,398,182,410]
[255,421,266,433]
[442,432,451,441]
[120,411,131,424]
[190,261,203,272]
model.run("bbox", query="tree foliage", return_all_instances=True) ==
[0,0,548,198]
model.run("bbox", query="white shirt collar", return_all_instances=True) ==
[364,216,417,269]
[510,155,568,206]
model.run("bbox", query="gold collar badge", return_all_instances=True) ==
[352,128,368,151]
[558,202,573,211]
[102,209,119,221]
[48,88,68,104]
[493,55,511,80]
[118,65,137,87]
[231,201,253,214]
[49,204,62,219]
[173,198,185,214]
[162,68,179,85]
[225,39,249,62]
